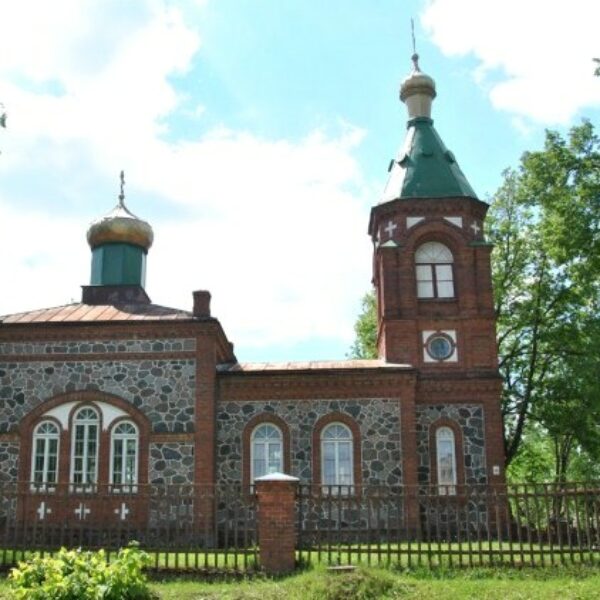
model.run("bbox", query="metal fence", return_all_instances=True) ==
[297,482,600,567]
[2,481,600,573]
[0,483,258,572]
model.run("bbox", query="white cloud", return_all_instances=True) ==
[0,0,372,358]
[422,0,600,124]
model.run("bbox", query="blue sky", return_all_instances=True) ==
[1,0,599,362]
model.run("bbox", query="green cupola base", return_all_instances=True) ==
[90,242,147,287]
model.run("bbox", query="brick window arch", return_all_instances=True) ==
[415,241,455,298]
[242,414,291,488]
[31,420,61,489]
[312,413,362,488]
[19,391,150,490]
[429,418,465,494]
[70,405,100,490]
[109,420,139,491]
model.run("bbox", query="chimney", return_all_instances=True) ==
[193,290,211,318]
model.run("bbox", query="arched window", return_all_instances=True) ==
[251,423,283,481]
[436,426,457,494]
[110,421,138,490]
[31,421,59,488]
[321,423,353,486]
[71,406,99,489]
[415,242,454,298]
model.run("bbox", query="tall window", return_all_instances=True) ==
[436,427,457,494]
[71,407,99,489]
[415,242,454,298]
[251,424,283,481]
[110,421,138,489]
[321,423,353,486]
[31,421,59,488]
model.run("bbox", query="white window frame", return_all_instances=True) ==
[321,423,354,489]
[109,420,139,492]
[415,242,455,299]
[436,426,457,495]
[70,406,100,491]
[30,420,60,491]
[250,423,283,482]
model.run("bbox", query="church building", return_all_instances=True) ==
[0,56,505,526]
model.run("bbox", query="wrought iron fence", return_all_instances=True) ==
[0,483,258,572]
[297,483,600,567]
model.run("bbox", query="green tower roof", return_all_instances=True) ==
[381,55,478,203]
[381,117,478,201]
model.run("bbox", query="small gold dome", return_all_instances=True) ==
[399,54,437,118]
[87,172,154,251]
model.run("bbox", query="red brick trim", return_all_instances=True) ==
[0,352,196,363]
[242,413,291,489]
[428,417,465,487]
[312,413,362,487]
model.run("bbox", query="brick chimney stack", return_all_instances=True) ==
[192,290,211,318]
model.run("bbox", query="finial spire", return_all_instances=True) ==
[410,18,420,72]
[118,170,125,207]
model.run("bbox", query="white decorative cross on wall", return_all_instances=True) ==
[383,220,397,238]
[470,221,481,236]
[37,502,51,520]
[74,503,91,520]
[114,503,130,521]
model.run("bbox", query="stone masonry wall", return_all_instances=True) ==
[416,404,486,485]
[149,442,194,485]
[0,442,19,483]
[217,398,401,486]
[0,359,195,433]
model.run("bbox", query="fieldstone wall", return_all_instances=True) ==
[216,398,401,486]
[0,359,195,433]
[0,442,19,483]
[415,404,486,485]
[149,442,194,485]
[0,338,196,356]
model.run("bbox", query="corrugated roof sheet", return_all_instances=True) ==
[0,303,192,324]
[228,359,412,372]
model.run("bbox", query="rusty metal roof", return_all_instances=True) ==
[0,303,192,324]
[228,359,413,372]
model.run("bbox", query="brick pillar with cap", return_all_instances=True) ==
[255,473,299,574]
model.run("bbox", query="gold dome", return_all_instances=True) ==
[86,172,154,251]
[399,54,437,119]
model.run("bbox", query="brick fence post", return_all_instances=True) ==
[255,473,299,575]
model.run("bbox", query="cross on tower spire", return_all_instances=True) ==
[410,18,420,72]
[118,170,125,208]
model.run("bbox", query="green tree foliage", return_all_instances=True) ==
[348,290,378,359]
[488,121,600,473]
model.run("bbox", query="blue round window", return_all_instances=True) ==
[426,334,454,361]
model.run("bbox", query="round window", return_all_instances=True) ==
[426,334,454,361]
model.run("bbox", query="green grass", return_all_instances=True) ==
[1,565,600,599]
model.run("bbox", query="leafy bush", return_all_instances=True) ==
[9,543,157,599]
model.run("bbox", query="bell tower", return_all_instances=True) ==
[368,55,498,374]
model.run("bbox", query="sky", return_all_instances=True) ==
[0,0,599,363]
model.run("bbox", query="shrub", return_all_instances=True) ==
[9,542,157,600]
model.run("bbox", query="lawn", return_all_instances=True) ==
[2,565,600,599]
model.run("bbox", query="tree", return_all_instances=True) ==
[486,121,600,472]
[594,58,600,76]
[348,290,378,359]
